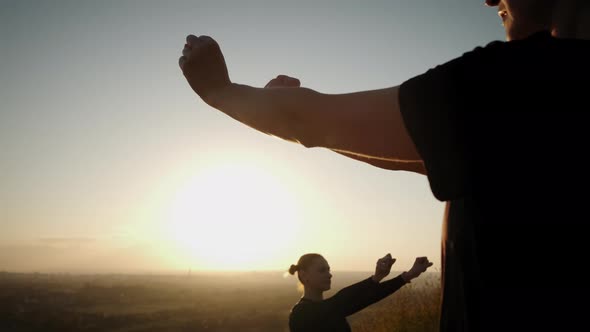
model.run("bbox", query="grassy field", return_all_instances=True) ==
[0,271,440,332]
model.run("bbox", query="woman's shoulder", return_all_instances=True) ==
[290,298,327,317]
[291,298,316,312]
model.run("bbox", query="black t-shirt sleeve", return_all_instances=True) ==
[325,275,407,316]
[289,276,408,331]
[398,41,504,201]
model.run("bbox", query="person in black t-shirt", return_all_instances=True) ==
[179,1,590,331]
[287,253,432,332]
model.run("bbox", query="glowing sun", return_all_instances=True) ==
[165,162,300,270]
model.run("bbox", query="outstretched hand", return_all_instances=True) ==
[407,257,433,280]
[373,253,396,282]
[179,35,231,106]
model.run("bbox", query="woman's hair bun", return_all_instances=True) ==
[288,264,298,275]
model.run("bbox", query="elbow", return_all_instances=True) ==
[297,136,319,149]
[290,123,322,149]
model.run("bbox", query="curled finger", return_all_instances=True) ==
[182,45,191,57]
[178,56,187,70]
[199,35,215,43]
[186,34,202,47]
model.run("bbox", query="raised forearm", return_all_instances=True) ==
[333,275,407,316]
[210,83,421,162]
[209,83,323,147]
[180,36,420,162]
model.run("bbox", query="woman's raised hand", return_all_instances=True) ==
[373,253,396,282]
[407,256,433,279]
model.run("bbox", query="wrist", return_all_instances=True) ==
[204,82,237,109]
[401,271,414,283]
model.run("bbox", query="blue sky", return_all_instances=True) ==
[0,0,504,272]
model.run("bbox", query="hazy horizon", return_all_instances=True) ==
[1,0,504,273]
[0,267,441,331]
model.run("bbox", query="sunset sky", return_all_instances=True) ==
[1,0,504,273]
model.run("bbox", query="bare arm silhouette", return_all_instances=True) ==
[264,75,427,175]
[179,35,423,173]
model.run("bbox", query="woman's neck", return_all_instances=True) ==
[303,287,323,302]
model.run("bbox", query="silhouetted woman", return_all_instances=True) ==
[287,253,432,332]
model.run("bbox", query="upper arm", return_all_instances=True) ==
[311,86,422,162]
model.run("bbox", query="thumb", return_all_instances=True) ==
[277,74,301,87]
[264,78,280,88]
[286,77,301,87]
